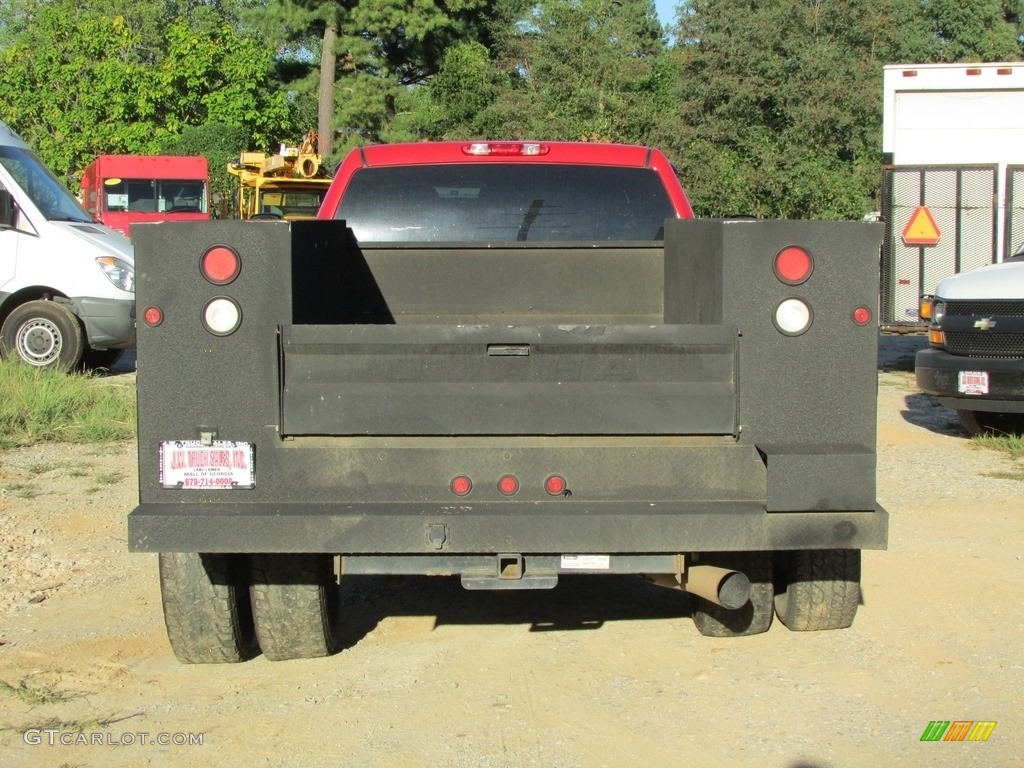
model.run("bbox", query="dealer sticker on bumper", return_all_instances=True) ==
[958,371,989,396]
[159,440,254,489]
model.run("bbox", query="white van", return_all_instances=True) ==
[0,119,135,369]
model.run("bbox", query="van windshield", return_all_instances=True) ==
[0,146,92,223]
[334,164,675,242]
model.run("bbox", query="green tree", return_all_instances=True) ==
[160,122,250,217]
[921,0,1024,61]
[0,0,294,182]
[427,0,668,143]
[252,0,502,161]
[664,0,1024,219]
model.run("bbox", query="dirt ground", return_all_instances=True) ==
[1,337,1022,767]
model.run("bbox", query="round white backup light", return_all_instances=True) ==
[203,297,242,336]
[774,298,813,336]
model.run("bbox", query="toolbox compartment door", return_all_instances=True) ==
[280,324,737,436]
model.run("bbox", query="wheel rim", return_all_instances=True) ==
[16,318,62,366]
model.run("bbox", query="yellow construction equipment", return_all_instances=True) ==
[228,131,332,220]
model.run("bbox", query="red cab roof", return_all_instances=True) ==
[322,141,693,219]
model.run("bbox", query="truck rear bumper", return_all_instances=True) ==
[128,501,888,555]
[915,348,1024,411]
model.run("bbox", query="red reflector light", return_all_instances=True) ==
[774,245,814,285]
[852,306,872,326]
[450,475,472,496]
[201,246,240,285]
[497,475,519,496]
[143,306,163,327]
[544,475,567,496]
[462,142,549,157]
[965,68,982,76]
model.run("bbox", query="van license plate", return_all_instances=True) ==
[958,371,989,395]
[159,441,254,489]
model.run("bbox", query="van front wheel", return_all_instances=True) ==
[1,299,84,370]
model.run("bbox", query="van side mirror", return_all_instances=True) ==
[0,188,16,229]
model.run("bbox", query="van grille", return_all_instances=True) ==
[945,300,1024,317]
[944,331,1024,358]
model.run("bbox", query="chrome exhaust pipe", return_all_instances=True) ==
[642,565,752,610]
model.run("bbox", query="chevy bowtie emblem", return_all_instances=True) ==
[973,317,997,331]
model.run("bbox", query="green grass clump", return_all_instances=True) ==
[972,432,1024,481]
[0,679,84,706]
[972,432,1024,460]
[0,361,135,449]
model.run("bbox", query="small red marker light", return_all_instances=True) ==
[450,475,472,496]
[497,475,519,496]
[143,306,164,327]
[201,246,240,285]
[544,475,567,496]
[852,306,872,326]
[774,246,814,285]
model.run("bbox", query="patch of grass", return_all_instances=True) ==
[971,432,1024,460]
[0,679,83,706]
[1,712,136,734]
[0,361,135,449]
[0,481,39,499]
[93,472,123,486]
[985,468,1024,481]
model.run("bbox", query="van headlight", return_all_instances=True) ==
[96,256,134,292]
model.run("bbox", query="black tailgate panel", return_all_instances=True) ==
[281,324,737,436]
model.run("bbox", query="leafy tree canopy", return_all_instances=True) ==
[0,0,295,183]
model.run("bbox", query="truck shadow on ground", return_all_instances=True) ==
[332,574,695,651]
[900,392,965,437]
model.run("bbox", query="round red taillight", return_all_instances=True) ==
[497,475,519,496]
[450,475,472,496]
[544,475,567,496]
[201,246,240,285]
[774,246,814,285]
[143,306,163,327]
[852,306,872,326]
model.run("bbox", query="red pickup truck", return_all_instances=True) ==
[129,141,885,663]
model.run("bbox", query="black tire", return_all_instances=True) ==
[250,554,340,661]
[0,299,84,370]
[691,551,774,637]
[957,409,1024,437]
[159,552,257,664]
[773,549,861,631]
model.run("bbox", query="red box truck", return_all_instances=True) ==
[81,155,210,237]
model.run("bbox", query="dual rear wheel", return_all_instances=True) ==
[159,552,339,664]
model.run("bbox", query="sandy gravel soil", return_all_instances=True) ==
[1,338,1022,767]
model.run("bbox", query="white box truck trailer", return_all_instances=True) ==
[881,62,1024,329]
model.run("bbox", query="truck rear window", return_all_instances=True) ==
[334,164,675,242]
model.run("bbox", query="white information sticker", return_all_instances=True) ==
[159,441,254,489]
[560,554,611,570]
[958,371,989,396]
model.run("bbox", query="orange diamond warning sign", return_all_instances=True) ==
[902,206,941,246]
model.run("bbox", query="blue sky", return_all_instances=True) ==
[654,0,676,28]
